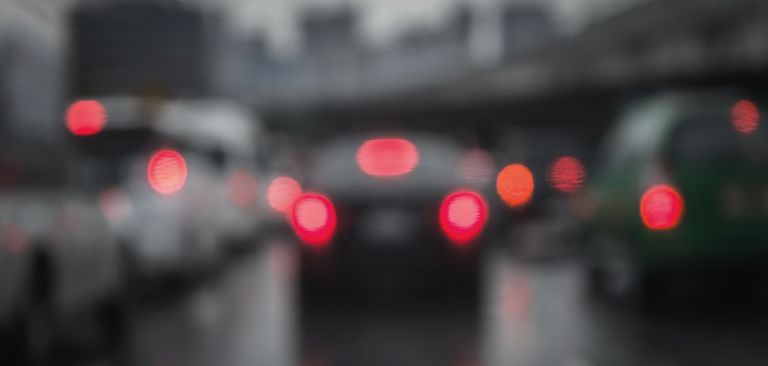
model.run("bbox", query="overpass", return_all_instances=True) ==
[261,0,768,138]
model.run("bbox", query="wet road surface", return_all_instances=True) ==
[79,235,768,366]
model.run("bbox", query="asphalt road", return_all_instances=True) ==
[74,234,768,366]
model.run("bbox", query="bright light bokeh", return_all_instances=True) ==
[640,184,684,230]
[66,100,107,136]
[147,149,188,195]
[290,193,337,247]
[267,176,302,214]
[496,164,535,208]
[356,138,419,177]
[731,99,759,134]
[547,156,585,193]
[439,190,488,245]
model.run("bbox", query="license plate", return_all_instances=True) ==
[359,208,418,246]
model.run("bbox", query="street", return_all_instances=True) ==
[68,233,768,366]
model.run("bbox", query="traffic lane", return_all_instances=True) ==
[484,252,768,366]
[118,239,296,366]
[85,233,768,366]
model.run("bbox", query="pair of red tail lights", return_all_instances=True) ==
[284,186,489,249]
[270,138,489,248]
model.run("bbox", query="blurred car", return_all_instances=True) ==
[291,133,490,296]
[493,128,590,258]
[74,97,247,284]
[585,91,768,300]
[0,140,124,364]
[155,99,265,253]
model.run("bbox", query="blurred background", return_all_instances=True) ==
[1,0,768,365]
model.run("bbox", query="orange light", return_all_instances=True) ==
[496,164,535,208]
[547,156,585,193]
[731,99,759,134]
[228,170,259,207]
[640,184,684,230]
[66,100,107,136]
[439,190,488,245]
[147,149,188,195]
[290,193,337,247]
[458,148,496,186]
[356,138,419,177]
[267,176,302,214]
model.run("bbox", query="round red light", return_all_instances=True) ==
[290,193,337,247]
[267,176,302,214]
[640,184,684,230]
[439,190,488,245]
[147,149,188,195]
[731,99,759,134]
[356,138,419,177]
[66,100,107,136]
[547,156,585,193]
[496,164,535,208]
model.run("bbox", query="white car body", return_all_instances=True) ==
[0,188,120,324]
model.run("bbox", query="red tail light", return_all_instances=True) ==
[147,149,188,195]
[66,100,107,136]
[547,156,585,193]
[290,193,337,247]
[439,190,488,245]
[267,176,302,214]
[356,138,419,177]
[640,184,684,230]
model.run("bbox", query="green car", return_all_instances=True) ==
[585,91,768,300]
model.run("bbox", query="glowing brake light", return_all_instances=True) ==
[290,193,337,247]
[548,156,585,193]
[267,176,302,214]
[356,138,419,177]
[640,184,684,230]
[439,190,488,246]
[66,100,107,136]
[731,99,759,134]
[147,149,188,195]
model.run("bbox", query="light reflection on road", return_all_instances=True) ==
[96,235,768,366]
